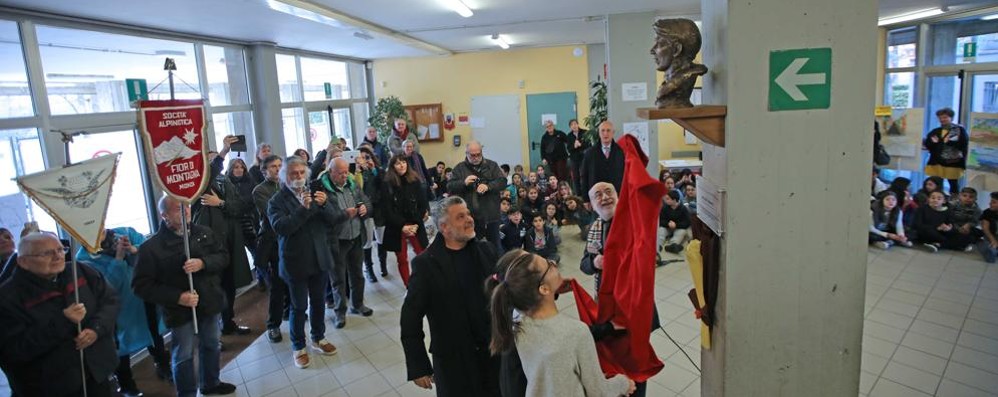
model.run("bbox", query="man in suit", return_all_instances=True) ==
[580,121,625,207]
[267,156,346,369]
[401,196,500,397]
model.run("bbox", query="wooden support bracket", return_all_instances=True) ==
[637,105,727,147]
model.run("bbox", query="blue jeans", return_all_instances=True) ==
[170,313,221,397]
[978,240,998,263]
[287,271,328,351]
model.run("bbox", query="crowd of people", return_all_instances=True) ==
[10,108,990,397]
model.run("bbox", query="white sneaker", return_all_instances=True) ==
[293,349,310,369]
[873,241,891,250]
[900,241,913,248]
[964,244,976,253]
[922,243,939,253]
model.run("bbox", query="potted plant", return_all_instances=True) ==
[582,76,607,145]
[367,96,409,143]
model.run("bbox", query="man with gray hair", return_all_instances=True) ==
[317,157,372,329]
[401,196,500,396]
[0,232,119,397]
[268,156,344,369]
[447,140,506,251]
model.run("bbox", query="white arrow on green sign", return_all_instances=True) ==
[769,48,831,111]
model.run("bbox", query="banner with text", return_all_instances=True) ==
[138,99,209,203]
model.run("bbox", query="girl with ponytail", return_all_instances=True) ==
[486,250,635,397]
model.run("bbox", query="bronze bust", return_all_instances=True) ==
[652,19,708,108]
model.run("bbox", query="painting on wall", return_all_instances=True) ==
[967,112,998,174]
[877,107,924,158]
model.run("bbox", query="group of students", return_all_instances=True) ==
[870,172,998,262]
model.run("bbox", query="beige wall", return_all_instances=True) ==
[372,46,591,167]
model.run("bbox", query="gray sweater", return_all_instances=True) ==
[516,313,632,397]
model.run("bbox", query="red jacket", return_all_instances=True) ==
[572,134,665,382]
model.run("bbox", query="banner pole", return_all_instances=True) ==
[180,202,199,335]
[60,132,87,397]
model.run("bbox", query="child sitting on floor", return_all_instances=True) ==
[500,197,511,225]
[500,207,528,252]
[543,202,562,243]
[869,190,913,249]
[562,196,595,237]
[683,183,697,216]
[525,213,560,263]
[977,192,998,263]
[658,190,692,254]
[914,191,976,253]
[950,187,982,240]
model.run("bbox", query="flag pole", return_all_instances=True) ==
[59,132,87,397]
[165,57,199,335]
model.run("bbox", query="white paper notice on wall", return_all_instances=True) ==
[540,114,557,127]
[622,82,648,102]
[696,175,725,236]
[622,122,649,155]
[470,117,486,129]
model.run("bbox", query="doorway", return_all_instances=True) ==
[525,92,577,169]
[471,94,522,167]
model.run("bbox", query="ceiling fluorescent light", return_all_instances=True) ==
[441,0,474,18]
[267,0,348,29]
[491,34,510,50]
[878,8,944,26]
[982,13,998,21]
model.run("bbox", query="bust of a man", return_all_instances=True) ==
[651,19,708,108]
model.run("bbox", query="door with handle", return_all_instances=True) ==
[526,92,577,169]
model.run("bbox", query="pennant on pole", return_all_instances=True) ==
[16,153,121,253]
[137,99,210,203]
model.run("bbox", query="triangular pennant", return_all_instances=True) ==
[16,153,121,253]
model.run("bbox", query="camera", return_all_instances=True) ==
[309,179,324,195]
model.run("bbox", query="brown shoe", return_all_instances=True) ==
[293,349,310,369]
[311,339,338,356]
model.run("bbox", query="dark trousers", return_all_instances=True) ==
[286,271,328,351]
[549,158,569,182]
[330,237,365,315]
[143,302,168,365]
[948,178,960,195]
[115,354,137,390]
[59,373,112,397]
[919,228,977,250]
[433,347,501,397]
[570,158,584,196]
[476,219,502,253]
[257,241,289,330]
[221,259,236,327]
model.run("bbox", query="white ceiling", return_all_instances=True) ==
[2,0,996,60]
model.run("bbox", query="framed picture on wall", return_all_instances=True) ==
[404,103,444,142]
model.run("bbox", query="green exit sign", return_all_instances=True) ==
[769,48,832,111]
[963,42,977,61]
[323,82,332,99]
[125,78,148,103]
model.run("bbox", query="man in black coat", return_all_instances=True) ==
[447,141,507,251]
[540,120,570,181]
[565,119,591,195]
[133,196,236,397]
[579,120,625,206]
[401,196,500,397]
[0,233,119,397]
[252,155,288,343]
[268,155,344,369]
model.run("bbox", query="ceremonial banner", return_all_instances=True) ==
[16,153,121,253]
[138,99,209,202]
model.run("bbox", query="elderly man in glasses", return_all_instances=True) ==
[0,232,120,397]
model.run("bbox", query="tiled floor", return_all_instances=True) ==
[2,236,996,396]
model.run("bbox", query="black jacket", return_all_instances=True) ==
[500,220,528,251]
[0,262,119,396]
[524,226,558,259]
[133,223,228,328]
[381,178,430,252]
[192,174,252,289]
[566,129,591,165]
[267,185,343,281]
[579,141,625,202]
[400,236,500,396]
[659,203,692,230]
[540,130,569,163]
[447,159,506,223]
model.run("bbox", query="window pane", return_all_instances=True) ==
[67,130,151,234]
[203,45,250,106]
[956,33,998,64]
[970,73,998,114]
[351,102,370,147]
[886,28,917,68]
[212,111,255,155]
[332,108,352,142]
[348,62,367,99]
[309,110,331,149]
[282,108,307,157]
[276,54,301,103]
[885,72,916,108]
[0,128,57,237]
[300,57,349,101]
[37,25,200,115]
[0,20,34,118]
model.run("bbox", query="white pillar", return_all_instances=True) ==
[699,0,877,395]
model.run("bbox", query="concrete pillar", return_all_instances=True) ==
[607,12,659,176]
[246,43,285,156]
[699,0,877,395]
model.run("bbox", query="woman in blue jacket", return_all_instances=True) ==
[76,226,154,397]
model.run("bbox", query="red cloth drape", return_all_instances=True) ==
[572,135,665,382]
